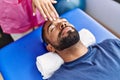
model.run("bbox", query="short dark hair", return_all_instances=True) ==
[42,21,50,45]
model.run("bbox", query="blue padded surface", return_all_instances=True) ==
[0,8,116,80]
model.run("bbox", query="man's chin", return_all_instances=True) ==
[57,35,79,50]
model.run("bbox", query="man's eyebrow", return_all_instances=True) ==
[47,22,52,33]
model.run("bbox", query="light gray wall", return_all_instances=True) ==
[85,0,120,36]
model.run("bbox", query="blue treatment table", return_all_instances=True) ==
[0,8,116,80]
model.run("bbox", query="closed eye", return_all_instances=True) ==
[49,25,55,33]
[51,27,54,32]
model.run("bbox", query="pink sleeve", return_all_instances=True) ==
[0,0,45,34]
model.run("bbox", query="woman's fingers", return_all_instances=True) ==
[48,1,59,18]
[41,3,53,21]
[32,0,59,21]
[51,0,57,4]
[33,0,47,20]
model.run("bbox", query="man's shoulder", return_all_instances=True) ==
[96,39,120,50]
[102,38,119,42]
[99,39,120,45]
[48,66,64,80]
[48,65,72,80]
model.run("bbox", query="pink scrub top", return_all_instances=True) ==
[0,0,45,34]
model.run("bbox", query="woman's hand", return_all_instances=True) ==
[32,0,59,21]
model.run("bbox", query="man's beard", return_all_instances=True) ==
[51,28,80,51]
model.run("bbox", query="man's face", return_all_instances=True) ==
[44,18,80,51]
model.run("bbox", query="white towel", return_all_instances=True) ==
[36,52,64,79]
[79,28,96,47]
[36,28,96,79]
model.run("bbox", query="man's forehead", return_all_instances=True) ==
[44,20,52,28]
[44,18,67,28]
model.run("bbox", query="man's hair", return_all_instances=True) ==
[42,22,50,45]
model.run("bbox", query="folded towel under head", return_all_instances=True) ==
[36,28,96,79]
[36,52,64,79]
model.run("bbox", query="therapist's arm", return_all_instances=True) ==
[32,0,59,21]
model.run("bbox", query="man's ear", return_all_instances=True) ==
[46,44,55,52]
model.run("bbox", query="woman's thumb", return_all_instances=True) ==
[32,2,36,16]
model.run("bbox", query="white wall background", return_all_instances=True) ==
[85,0,120,37]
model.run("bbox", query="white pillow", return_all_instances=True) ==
[79,28,96,47]
[36,28,96,79]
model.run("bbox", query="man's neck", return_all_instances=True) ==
[57,41,88,62]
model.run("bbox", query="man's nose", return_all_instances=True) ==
[59,23,66,30]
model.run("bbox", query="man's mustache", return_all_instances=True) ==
[58,26,74,38]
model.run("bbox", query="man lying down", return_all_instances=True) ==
[41,18,120,80]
